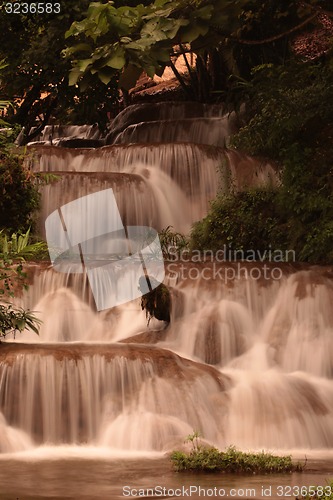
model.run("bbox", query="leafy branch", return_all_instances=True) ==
[0,303,41,340]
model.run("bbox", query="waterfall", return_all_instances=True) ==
[37,168,192,235]
[4,263,333,450]
[0,344,226,450]
[41,124,102,141]
[30,142,278,235]
[113,117,231,147]
[0,413,33,453]
[1,101,331,455]
[105,101,231,143]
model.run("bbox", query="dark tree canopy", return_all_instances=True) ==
[64,0,333,99]
[0,0,118,141]
[0,0,332,136]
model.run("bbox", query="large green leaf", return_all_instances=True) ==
[78,58,93,71]
[68,68,82,86]
[143,4,175,21]
[163,18,189,40]
[141,19,168,41]
[126,38,154,50]
[105,48,126,69]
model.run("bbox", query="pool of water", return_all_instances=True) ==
[1,449,333,499]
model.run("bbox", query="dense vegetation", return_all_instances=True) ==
[171,445,302,473]
[0,151,41,232]
[63,0,332,108]
[192,56,333,262]
[0,253,41,339]
[0,0,118,141]
[0,136,44,338]
[0,71,44,337]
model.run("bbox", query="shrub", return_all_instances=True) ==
[171,433,303,473]
[0,228,48,261]
[0,258,41,340]
[231,60,333,163]
[193,56,333,263]
[0,152,40,232]
[190,188,287,257]
[0,303,41,340]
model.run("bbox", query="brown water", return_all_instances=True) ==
[0,453,332,499]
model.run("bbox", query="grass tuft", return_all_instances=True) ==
[171,432,303,474]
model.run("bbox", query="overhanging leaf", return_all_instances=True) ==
[98,68,116,85]
[68,68,82,86]
[78,58,93,71]
[105,48,126,69]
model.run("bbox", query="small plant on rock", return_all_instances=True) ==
[171,431,303,473]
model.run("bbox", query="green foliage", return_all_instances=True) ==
[1,0,331,129]
[171,433,302,473]
[64,0,332,101]
[0,99,11,128]
[159,226,188,259]
[228,56,333,263]
[0,258,41,340]
[0,60,18,145]
[0,259,27,298]
[0,0,117,136]
[191,188,286,256]
[232,61,333,162]
[64,0,248,89]
[0,303,41,340]
[0,229,49,261]
[232,1,312,78]
[0,151,40,232]
[196,54,333,263]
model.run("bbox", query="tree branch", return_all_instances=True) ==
[169,58,193,99]
[231,13,318,45]
[180,44,197,95]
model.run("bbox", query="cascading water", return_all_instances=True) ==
[0,344,226,449]
[40,124,102,142]
[1,100,332,463]
[4,263,333,453]
[37,168,192,235]
[112,117,231,147]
